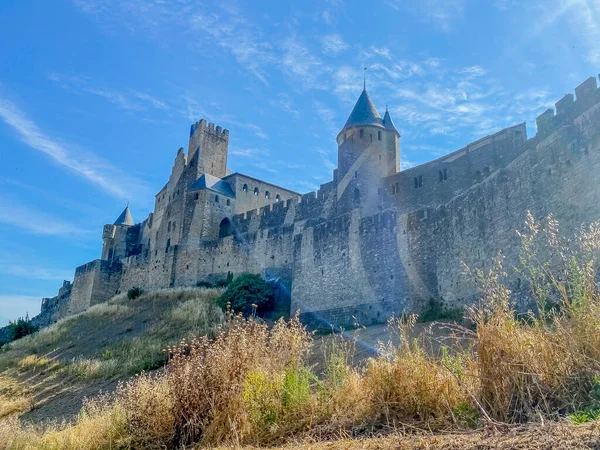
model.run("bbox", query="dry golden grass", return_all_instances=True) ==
[4,217,600,449]
[0,375,31,419]
[216,421,600,450]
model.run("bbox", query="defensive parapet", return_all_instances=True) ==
[189,118,230,139]
[535,76,600,137]
[188,118,230,178]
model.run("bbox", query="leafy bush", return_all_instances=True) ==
[196,280,213,288]
[217,273,274,316]
[7,315,38,342]
[127,287,143,300]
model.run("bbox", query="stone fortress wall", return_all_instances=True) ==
[21,75,600,331]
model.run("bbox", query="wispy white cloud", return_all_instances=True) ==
[280,35,329,90]
[384,0,465,31]
[49,73,169,112]
[313,101,338,135]
[0,196,90,236]
[0,95,150,200]
[0,261,72,281]
[229,147,270,158]
[321,34,348,55]
[241,123,268,140]
[529,0,600,65]
[189,7,273,84]
[270,93,300,117]
[315,147,336,171]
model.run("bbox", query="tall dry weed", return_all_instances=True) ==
[470,214,600,422]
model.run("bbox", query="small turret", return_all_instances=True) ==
[383,106,398,133]
[113,206,134,226]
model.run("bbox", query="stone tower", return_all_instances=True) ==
[101,206,134,263]
[188,119,230,179]
[336,87,400,215]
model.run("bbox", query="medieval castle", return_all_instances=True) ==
[27,75,600,328]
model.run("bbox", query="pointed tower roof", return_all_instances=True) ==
[114,206,134,226]
[383,106,398,132]
[342,88,384,131]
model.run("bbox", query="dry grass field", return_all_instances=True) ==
[2,215,600,449]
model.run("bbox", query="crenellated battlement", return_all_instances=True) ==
[28,73,600,332]
[189,118,229,140]
[535,76,600,137]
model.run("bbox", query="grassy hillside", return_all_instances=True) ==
[0,288,224,424]
[2,216,600,449]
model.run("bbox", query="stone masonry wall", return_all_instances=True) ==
[25,75,600,331]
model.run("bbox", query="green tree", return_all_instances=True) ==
[7,314,38,341]
[217,273,274,317]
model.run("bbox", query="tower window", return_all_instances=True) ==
[360,129,364,138]
[168,221,171,232]
[165,238,170,253]
[354,188,360,202]
[243,184,248,192]
[195,193,199,200]
[378,131,382,141]
[254,187,259,196]
[265,191,270,199]
[226,199,230,206]
[414,176,423,188]
[443,168,448,180]
[354,171,358,178]
[275,194,280,202]
[215,195,219,203]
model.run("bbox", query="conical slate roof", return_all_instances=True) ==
[114,206,134,226]
[383,107,397,131]
[342,88,384,130]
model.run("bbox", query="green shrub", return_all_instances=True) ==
[217,273,274,317]
[127,287,143,300]
[7,315,38,342]
[196,280,214,288]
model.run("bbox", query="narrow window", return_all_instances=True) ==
[265,191,270,199]
[418,175,423,187]
[167,221,171,232]
[195,192,199,200]
[443,168,448,180]
[391,184,396,194]
[215,195,219,203]
[395,182,399,193]
[275,194,280,202]
[155,231,159,240]
[354,188,360,202]
[354,171,358,178]
[254,187,259,196]
[439,170,443,182]
[360,129,364,138]
[378,131,382,141]
[226,199,230,206]
[414,177,418,189]
[165,238,170,253]
[378,154,381,160]
[243,184,248,192]
[173,221,176,230]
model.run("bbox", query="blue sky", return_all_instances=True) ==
[0,0,598,325]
